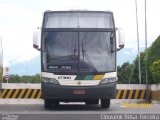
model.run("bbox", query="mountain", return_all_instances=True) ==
[9,48,143,75]
[117,48,136,66]
[117,47,145,66]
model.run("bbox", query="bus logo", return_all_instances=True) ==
[77,81,81,86]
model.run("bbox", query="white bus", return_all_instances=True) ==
[33,11,124,109]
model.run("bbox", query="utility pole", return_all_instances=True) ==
[0,37,3,84]
[26,61,27,76]
[135,0,141,84]
[25,61,29,83]
[144,0,149,101]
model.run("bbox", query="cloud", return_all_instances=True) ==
[0,2,42,67]
[0,0,160,67]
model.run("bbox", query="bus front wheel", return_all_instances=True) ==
[101,99,110,109]
[85,99,99,105]
[44,99,52,109]
[44,99,59,109]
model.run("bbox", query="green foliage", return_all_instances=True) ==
[3,74,41,83]
[132,52,147,84]
[118,35,160,84]
[117,62,134,84]
[150,60,160,83]
[131,35,160,84]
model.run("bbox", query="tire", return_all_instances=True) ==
[85,99,99,105]
[101,99,110,109]
[44,99,52,109]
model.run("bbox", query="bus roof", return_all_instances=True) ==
[43,11,114,29]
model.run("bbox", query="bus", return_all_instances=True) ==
[0,38,3,93]
[33,11,124,109]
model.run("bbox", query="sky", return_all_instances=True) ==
[0,0,160,67]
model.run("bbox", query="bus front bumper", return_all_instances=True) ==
[41,82,116,100]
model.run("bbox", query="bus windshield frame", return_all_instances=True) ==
[41,28,116,75]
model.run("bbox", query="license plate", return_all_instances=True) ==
[73,90,85,95]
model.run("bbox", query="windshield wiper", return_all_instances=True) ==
[73,38,77,61]
[81,40,98,72]
[110,32,115,53]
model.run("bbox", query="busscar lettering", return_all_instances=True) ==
[58,76,71,79]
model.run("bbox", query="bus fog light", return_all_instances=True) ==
[99,77,117,84]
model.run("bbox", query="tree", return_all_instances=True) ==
[9,74,20,83]
[4,74,41,83]
[132,35,160,84]
[117,62,134,84]
[132,52,147,84]
[118,35,160,84]
[150,60,160,83]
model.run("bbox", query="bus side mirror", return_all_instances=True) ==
[33,28,41,51]
[117,28,125,51]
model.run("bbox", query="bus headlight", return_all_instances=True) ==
[99,77,117,84]
[43,78,59,85]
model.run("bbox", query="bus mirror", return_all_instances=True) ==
[33,28,41,51]
[117,28,125,51]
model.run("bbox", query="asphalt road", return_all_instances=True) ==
[0,103,160,120]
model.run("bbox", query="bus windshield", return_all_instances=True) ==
[42,31,116,74]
